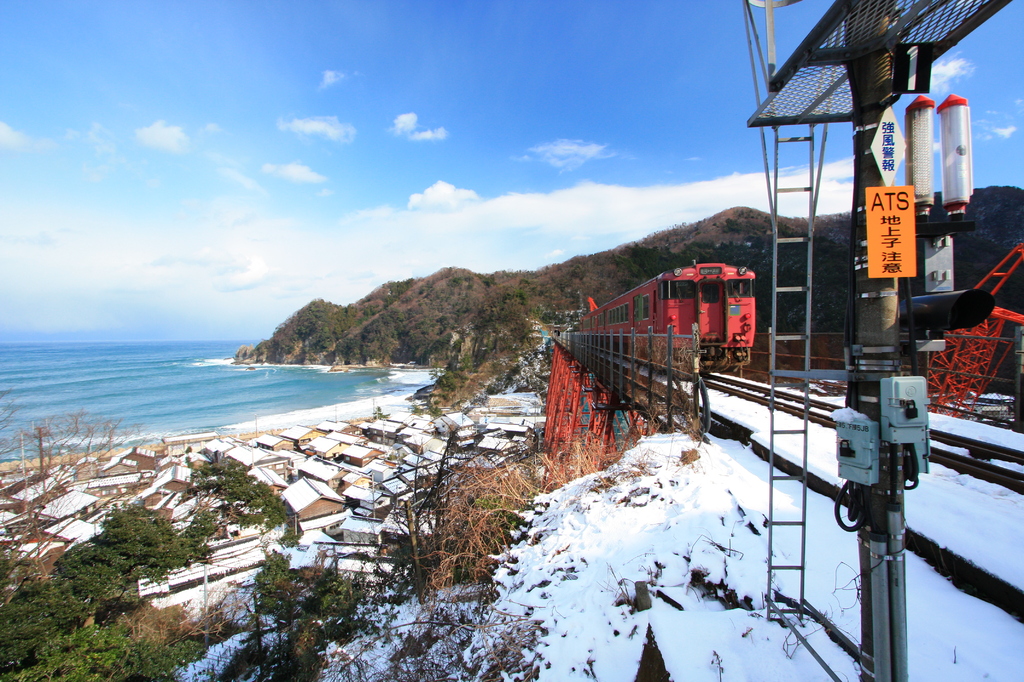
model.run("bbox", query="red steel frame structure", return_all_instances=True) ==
[544,342,640,454]
[929,244,1024,414]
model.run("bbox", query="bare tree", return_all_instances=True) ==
[0,409,135,602]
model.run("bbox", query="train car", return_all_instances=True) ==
[579,263,755,372]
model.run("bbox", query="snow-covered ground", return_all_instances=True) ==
[177,385,1024,681]
[708,385,1024,594]
[470,432,1024,681]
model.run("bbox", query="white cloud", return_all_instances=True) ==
[88,123,117,157]
[993,125,1017,139]
[0,162,854,340]
[0,121,55,152]
[408,181,480,211]
[528,139,613,170]
[135,120,190,153]
[390,113,448,141]
[277,116,356,143]
[931,55,975,93]
[218,167,265,193]
[202,123,222,134]
[319,70,345,89]
[262,162,327,184]
[316,188,335,197]
[0,121,32,150]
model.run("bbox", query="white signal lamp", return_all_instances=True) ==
[937,94,973,215]
[905,95,935,215]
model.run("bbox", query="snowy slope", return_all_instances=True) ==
[471,433,1024,681]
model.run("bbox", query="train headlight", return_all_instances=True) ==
[673,268,683,276]
[738,266,748,275]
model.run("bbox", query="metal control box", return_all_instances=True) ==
[880,376,931,475]
[835,413,880,485]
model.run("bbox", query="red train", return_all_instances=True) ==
[579,263,756,372]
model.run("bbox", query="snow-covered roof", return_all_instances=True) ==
[248,466,288,488]
[324,431,366,446]
[339,514,383,534]
[46,517,99,544]
[282,478,345,513]
[342,444,378,462]
[297,458,344,482]
[87,472,143,488]
[300,512,350,533]
[477,436,512,452]
[306,436,346,454]
[162,431,219,445]
[279,425,318,441]
[342,485,376,502]
[224,446,268,467]
[202,438,238,454]
[255,434,285,449]
[40,490,99,519]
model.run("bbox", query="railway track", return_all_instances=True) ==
[703,373,1024,495]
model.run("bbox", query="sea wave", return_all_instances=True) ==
[221,384,430,433]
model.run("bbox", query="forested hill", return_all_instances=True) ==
[237,186,1024,378]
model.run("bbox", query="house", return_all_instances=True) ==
[282,478,347,521]
[278,426,323,450]
[324,431,368,447]
[340,471,372,491]
[121,447,159,471]
[296,458,347,489]
[254,434,291,452]
[342,484,389,515]
[162,431,220,456]
[360,419,403,445]
[203,438,241,459]
[252,453,292,479]
[39,490,101,522]
[224,446,269,468]
[340,444,382,468]
[87,472,147,498]
[335,514,384,545]
[298,510,350,535]
[139,465,192,509]
[247,466,288,492]
[304,436,349,460]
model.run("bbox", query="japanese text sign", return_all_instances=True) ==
[871,107,905,187]
[866,186,917,278]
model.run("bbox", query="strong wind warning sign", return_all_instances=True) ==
[866,186,917,278]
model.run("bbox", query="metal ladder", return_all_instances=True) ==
[763,123,823,627]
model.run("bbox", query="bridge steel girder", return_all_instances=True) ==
[544,342,640,456]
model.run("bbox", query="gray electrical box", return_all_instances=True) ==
[880,376,931,476]
[835,412,880,485]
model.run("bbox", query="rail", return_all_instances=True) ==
[556,328,706,431]
[703,374,1024,495]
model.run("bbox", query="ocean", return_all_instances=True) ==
[0,341,434,460]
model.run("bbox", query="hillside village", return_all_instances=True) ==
[0,394,543,600]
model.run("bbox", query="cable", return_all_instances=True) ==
[904,443,920,489]
[834,480,872,532]
[698,377,711,437]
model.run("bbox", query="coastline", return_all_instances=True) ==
[0,341,436,466]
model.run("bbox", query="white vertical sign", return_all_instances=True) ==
[871,106,905,187]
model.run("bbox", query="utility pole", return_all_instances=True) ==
[848,42,904,682]
[745,3,1012,682]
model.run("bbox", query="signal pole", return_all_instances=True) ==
[848,45,904,682]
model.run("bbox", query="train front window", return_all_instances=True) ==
[701,283,721,304]
[659,280,695,300]
[727,280,754,297]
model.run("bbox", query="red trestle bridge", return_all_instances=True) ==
[544,328,711,455]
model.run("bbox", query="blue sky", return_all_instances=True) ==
[1,1,1021,341]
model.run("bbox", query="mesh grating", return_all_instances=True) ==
[750,0,1006,127]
